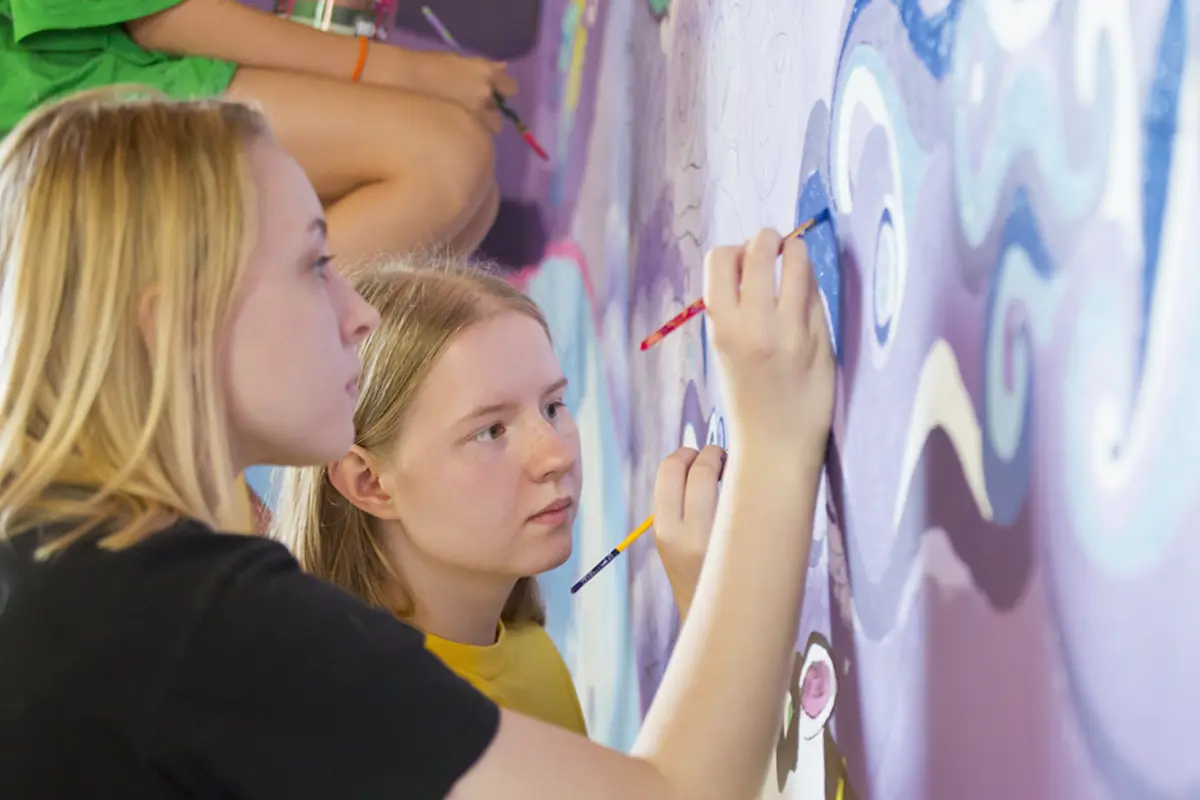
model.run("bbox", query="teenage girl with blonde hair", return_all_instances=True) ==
[272,261,587,733]
[272,258,731,736]
[0,87,835,798]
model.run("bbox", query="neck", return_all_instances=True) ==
[381,525,517,647]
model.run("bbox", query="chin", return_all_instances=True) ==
[313,427,356,465]
[535,524,575,573]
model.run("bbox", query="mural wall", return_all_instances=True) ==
[249,0,1200,795]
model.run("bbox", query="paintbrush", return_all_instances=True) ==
[639,208,831,351]
[570,515,655,594]
[421,6,550,161]
[570,442,730,593]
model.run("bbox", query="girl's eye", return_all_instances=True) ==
[474,422,506,443]
[313,254,335,278]
[544,400,566,420]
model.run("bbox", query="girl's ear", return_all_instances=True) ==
[327,446,401,520]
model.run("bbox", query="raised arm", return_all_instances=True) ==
[451,229,835,799]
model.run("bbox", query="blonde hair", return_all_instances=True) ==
[272,257,550,627]
[0,87,269,556]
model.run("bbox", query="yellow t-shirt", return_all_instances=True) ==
[424,621,588,736]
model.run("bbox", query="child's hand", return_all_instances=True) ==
[652,444,726,621]
[410,51,518,133]
[703,229,834,469]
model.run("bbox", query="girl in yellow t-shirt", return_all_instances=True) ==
[272,257,591,734]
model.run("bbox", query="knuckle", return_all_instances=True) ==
[741,324,778,360]
[778,331,806,362]
[657,447,696,479]
[654,462,682,488]
[671,446,700,462]
[782,235,809,264]
[688,451,724,480]
[688,460,722,484]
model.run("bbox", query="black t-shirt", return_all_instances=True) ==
[0,519,500,798]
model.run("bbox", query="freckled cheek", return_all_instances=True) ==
[457,466,524,519]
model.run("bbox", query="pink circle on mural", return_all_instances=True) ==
[800,660,832,718]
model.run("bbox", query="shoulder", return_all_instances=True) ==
[180,523,430,662]
[1,518,281,629]
[504,623,588,736]
[1,518,333,675]
[154,525,501,797]
[113,520,304,622]
[503,623,579,697]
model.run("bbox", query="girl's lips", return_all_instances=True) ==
[530,497,574,524]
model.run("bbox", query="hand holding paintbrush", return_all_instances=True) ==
[573,227,835,595]
[421,6,550,160]
[640,207,830,350]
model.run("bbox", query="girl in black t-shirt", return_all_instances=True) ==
[0,88,834,798]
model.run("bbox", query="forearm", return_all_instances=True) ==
[125,0,420,88]
[633,448,820,799]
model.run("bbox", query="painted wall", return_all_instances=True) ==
[249,0,1200,795]
[621,1,1199,797]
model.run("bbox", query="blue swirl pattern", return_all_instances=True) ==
[821,0,1196,794]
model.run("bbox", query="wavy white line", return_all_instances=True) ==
[894,338,995,528]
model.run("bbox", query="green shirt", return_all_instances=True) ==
[0,0,238,136]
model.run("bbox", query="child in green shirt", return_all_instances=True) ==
[0,0,514,267]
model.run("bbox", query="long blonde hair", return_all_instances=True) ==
[0,87,269,556]
[272,258,550,627]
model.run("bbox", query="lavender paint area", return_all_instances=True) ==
[620,0,1196,797]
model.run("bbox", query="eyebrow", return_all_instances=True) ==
[309,218,328,239]
[457,377,569,425]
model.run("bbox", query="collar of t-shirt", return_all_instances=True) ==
[423,621,512,681]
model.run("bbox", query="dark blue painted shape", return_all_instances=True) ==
[1135,0,1185,405]
[795,171,842,362]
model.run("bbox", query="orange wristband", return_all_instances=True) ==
[351,35,369,82]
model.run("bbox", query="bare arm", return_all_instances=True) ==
[450,455,818,800]
[635,453,818,793]
[124,0,420,89]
